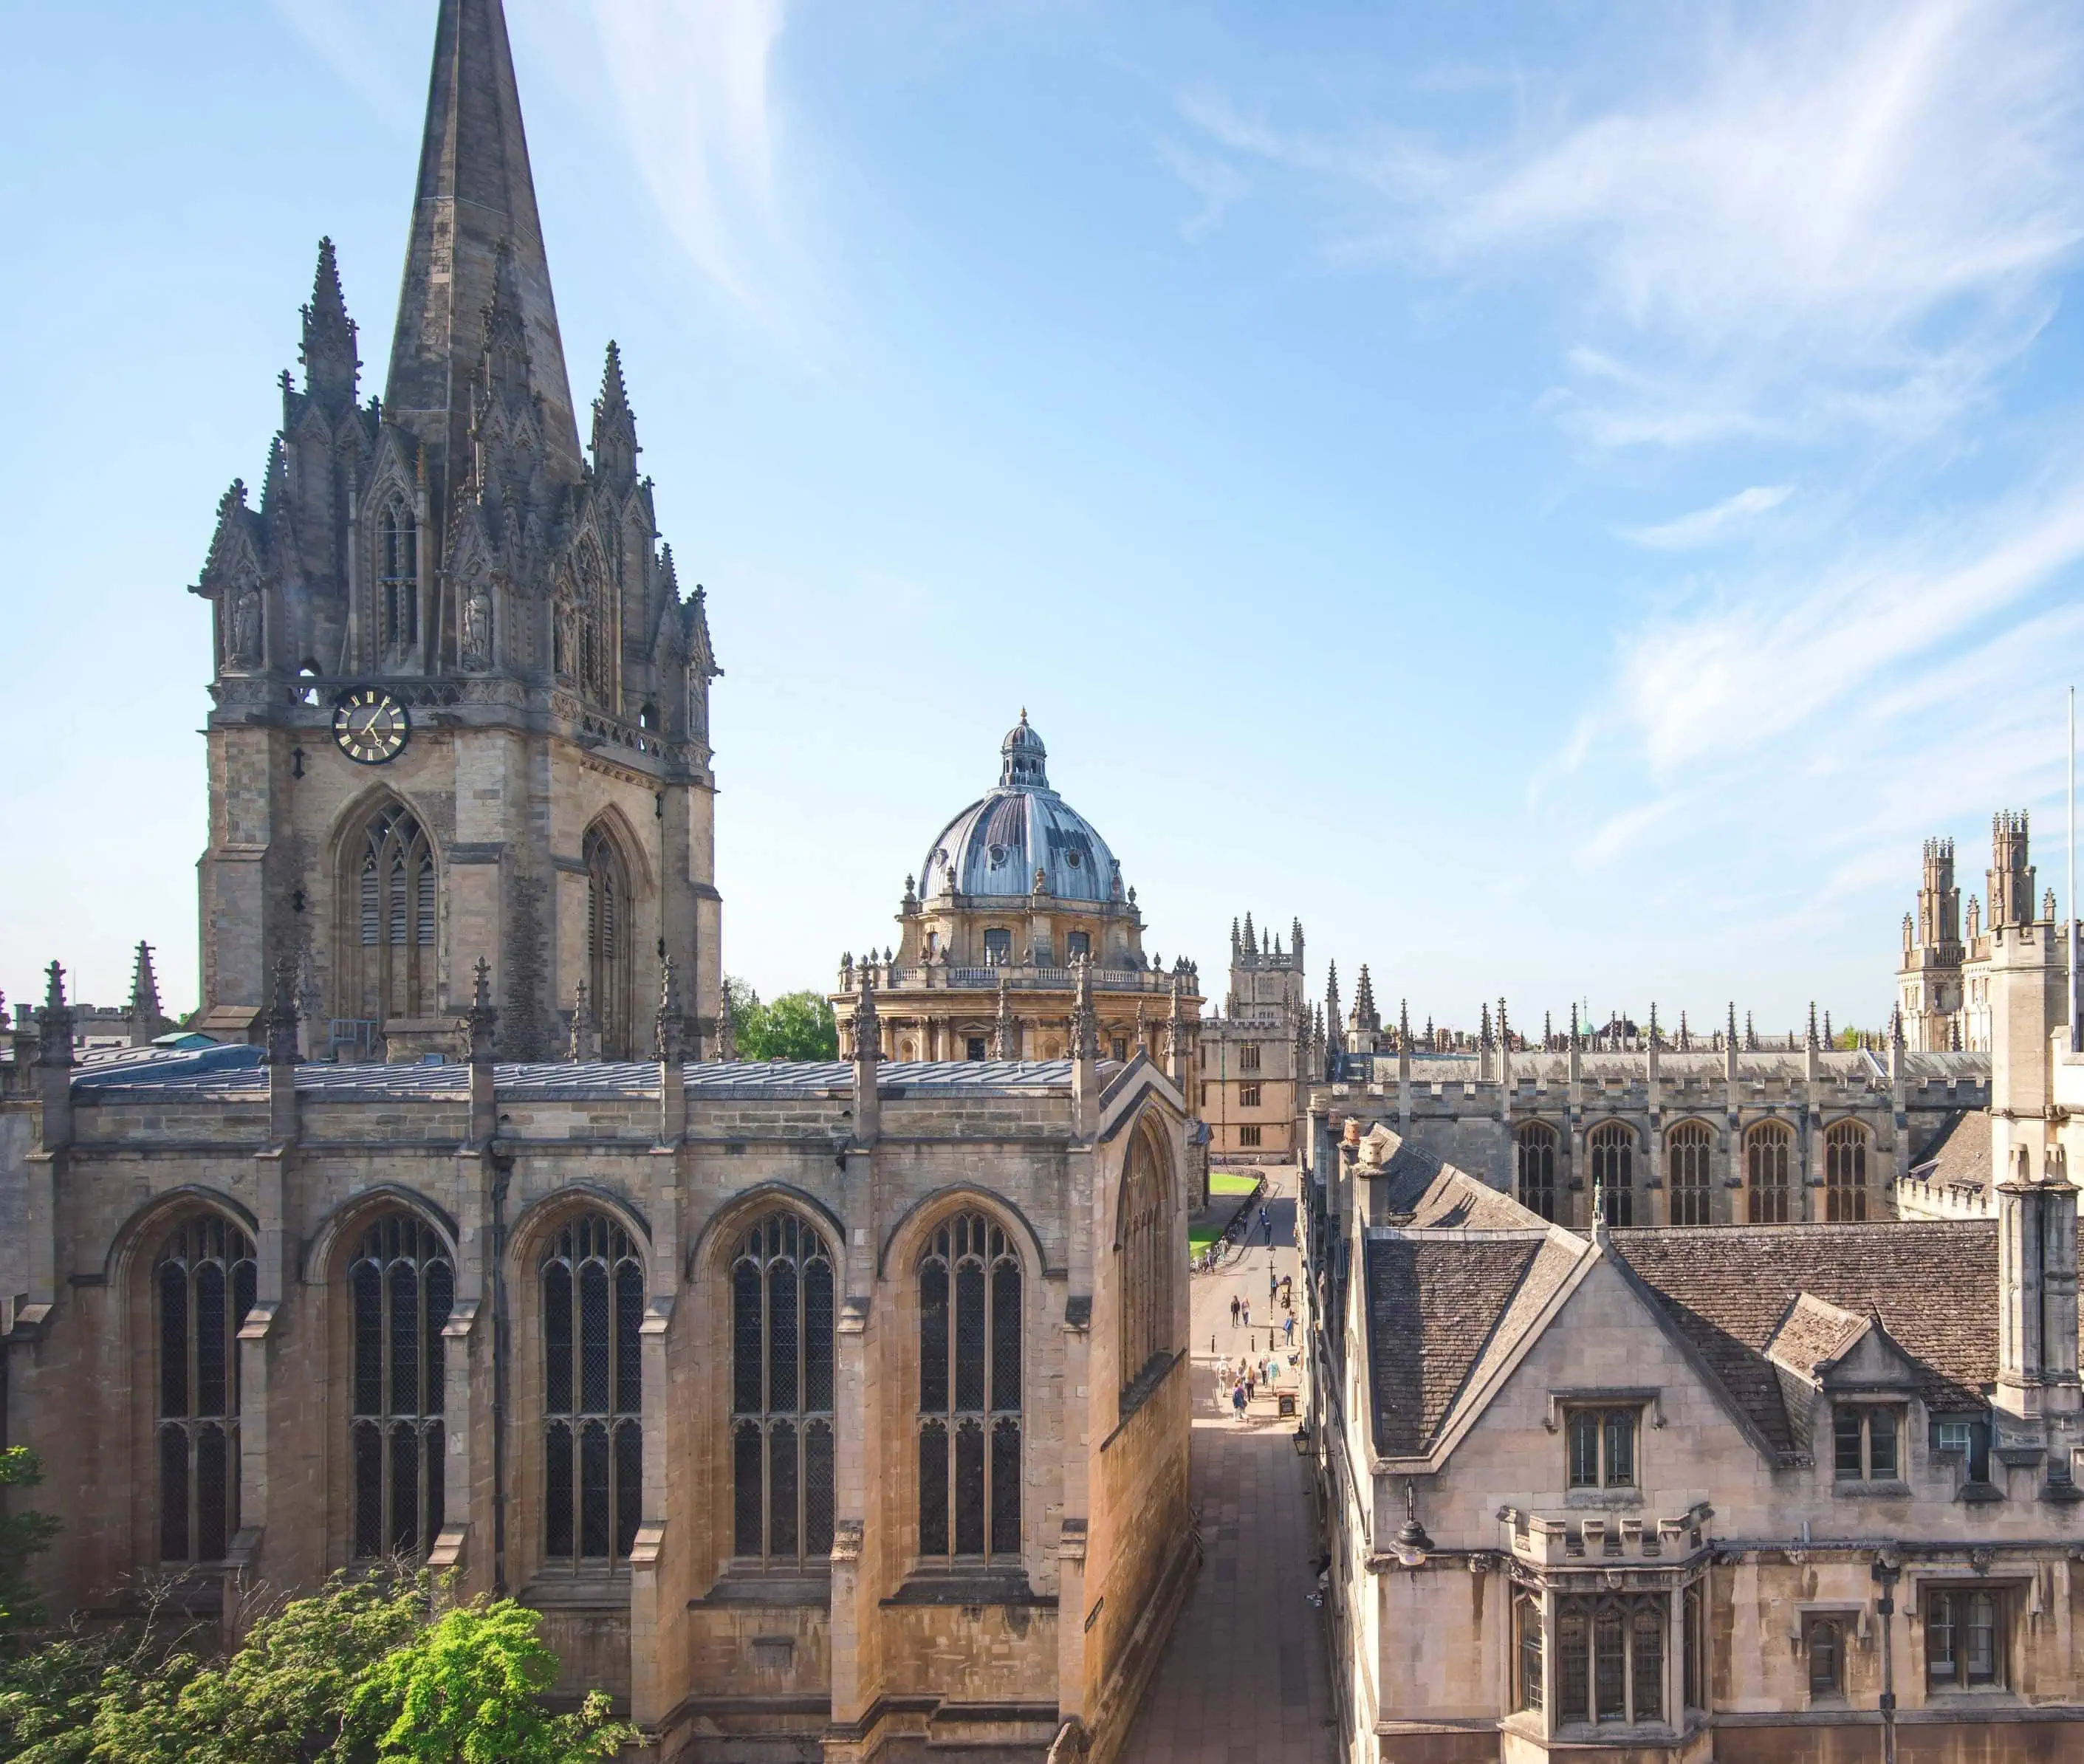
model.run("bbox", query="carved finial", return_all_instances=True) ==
[993,978,1016,1060]
[461,958,498,1065]
[854,964,880,1063]
[1072,956,1098,1062]
[656,958,685,1063]
[567,980,597,1062]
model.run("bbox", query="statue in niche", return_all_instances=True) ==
[460,579,493,670]
[227,574,263,668]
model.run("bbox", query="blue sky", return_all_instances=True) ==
[6,0,2084,1035]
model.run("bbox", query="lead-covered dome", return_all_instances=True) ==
[919,713,1122,905]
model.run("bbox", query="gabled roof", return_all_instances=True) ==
[1609,1225,2007,1460]
[1906,1108,1992,1196]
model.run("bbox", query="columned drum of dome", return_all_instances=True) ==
[830,712,1206,1100]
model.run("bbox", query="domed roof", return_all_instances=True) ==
[919,713,1122,906]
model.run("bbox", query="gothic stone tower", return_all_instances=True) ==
[191,0,721,1060]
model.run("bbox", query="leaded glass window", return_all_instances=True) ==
[917,1212,1021,1565]
[156,1216,256,1563]
[1667,1122,1713,1225]
[1553,1593,1667,1726]
[1588,1122,1634,1226]
[1118,1135,1173,1406]
[348,1214,452,1559]
[1748,1122,1792,1224]
[541,1214,643,1568]
[729,1210,837,1569]
[1515,1122,1557,1221]
[1825,1120,1868,1222]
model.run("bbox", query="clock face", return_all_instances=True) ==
[332,689,411,765]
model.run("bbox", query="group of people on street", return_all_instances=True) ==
[1204,1180,1303,1421]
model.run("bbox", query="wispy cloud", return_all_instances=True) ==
[1175,1,2084,447]
[586,0,797,317]
[1619,484,1792,550]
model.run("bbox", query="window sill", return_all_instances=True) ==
[1922,1686,2018,1704]
[1563,1487,1645,1509]
[884,1571,1055,1608]
[523,1572,631,1611]
[691,1571,831,1609]
[1958,1480,2006,1505]
[1831,1480,1911,1499]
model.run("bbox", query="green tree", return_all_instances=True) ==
[342,1597,632,1764]
[0,1449,60,1641]
[727,979,839,1062]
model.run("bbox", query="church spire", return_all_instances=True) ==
[590,340,640,491]
[300,236,360,415]
[385,0,581,496]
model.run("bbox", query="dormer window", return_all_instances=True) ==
[1933,1415,1992,1483]
[1832,1404,1901,1483]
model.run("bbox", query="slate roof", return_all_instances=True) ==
[69,1045,1075,1102]
[1363,1220,1587,1458]
[1906,1108,1992,1196]
[1609,1224,2009,1460]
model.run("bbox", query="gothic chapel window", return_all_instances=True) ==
[1515,1122,1558,1221]
[584,827,633,1060]
[1667,1122,1713,1226]
[1748,1121,1793,1224]
[541,1215,643,1571]
[918,1212,1022,1565]
[347,806,437,1024]
[348,1215,452,1560]
[1826,1121,1868,1222]
[378,501,417,662]
[730,1212,837,1569]
[155,1216,256,1564]
[1118,1133,1173,1407]
[1588,1122,1634,1227]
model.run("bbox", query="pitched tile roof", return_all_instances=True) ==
[1609,1224,2007,1461]
[1364,1228,1586,1458]
[1906,1108,1992,1196]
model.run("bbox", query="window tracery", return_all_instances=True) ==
[1825,1121,1868,1222]
[1118,1132,1173,1405]
[729,1211,837,1569]
[1588,1122,1634,1227]
[583,826,634,1060]
[155,1216,256,1563]
[347,1213,451,1559]
[540,1214,643,1570]
[917,1212,1021,1565]
[1515,1122,1558,1221]
[378,500,417,663]
[344,804,437,1024]
[1747,1121,1793,1224]
[1667,1122,1713,1226]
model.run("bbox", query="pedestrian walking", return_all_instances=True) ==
[1269,1268,1278,1303]
[1232,1382,1247,1421]
[1245,1365,1257,1402]
[1284,1312,1295,1345]
[1242,1297,1252,1328]
[1230,1294,1241,1328]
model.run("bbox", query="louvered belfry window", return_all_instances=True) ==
[155,1217,256,1563]
[917,1212,1022,1565]
[730,1212,837,1568]
[541,1215,643,1568]
[379,501,417,661]
[348,1215,452,1559]
[349,805,436,1023]
[583,826,633,1060]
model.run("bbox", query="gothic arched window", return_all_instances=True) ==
[1748,1121,1793,1224]
[348,1214,452,1559]
[576,548,613,707]
[918,1212,1021,1565]
[155,1216,256,1563]
[1117,1131,1173,1406]
[730,1212,837,1569]
[345,805,437,1027]
[1667,1122,1713,1226]
[541,1215,643,1569]
[1588,1122,1634,1227]
[583,826,634,1060]
[378,501,417,662]
[1515,1122,1558,1221]
[1826,1121,1868,1222]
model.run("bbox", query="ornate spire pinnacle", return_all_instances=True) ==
[385,0,581,494]
[1351,964,1379,1032]
[37,961,74,1068]
[128,941,165,1046]
[1164,973,1186,1063]
[300,236,360,413]
[854,965,880,1064]
[1806,1001,1819,1049]
[1479,1002,1493,1049]
[656,958,685,1063]
[1569,1001,1580,1046]
[1072,956,1098,1062]
[590,339,640,490]
[566,979,597,1062]
[266,955,301,1066]
[455,958,498,1063]
[993,978,1016,1060]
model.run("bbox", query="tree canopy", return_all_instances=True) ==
[727,979,839,1062]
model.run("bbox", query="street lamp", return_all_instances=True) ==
[1392,1480,1433,1570]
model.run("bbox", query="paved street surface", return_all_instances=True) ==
[1118,1166,1337,1764]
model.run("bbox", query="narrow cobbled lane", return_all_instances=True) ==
[1118,1166,1337,1764]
